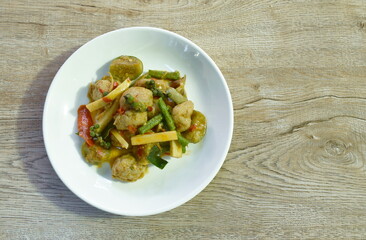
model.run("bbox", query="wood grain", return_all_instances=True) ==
[1,0,366,239]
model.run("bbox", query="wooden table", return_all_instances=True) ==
[1,0,366,239]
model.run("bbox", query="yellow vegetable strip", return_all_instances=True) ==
[90,108,102,123]
[95,99,119,133]
[108,72,114,92]
[86,78,131,112]
[110,129,129,149]
[170,140,182,158]
[131,131,178,146]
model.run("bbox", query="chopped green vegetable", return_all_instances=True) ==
[89,123,111,149]
[177,132,190,146]
[166,87,187,104]
[147,145,168,169]
[148,70,180,80]
[159,141,170,155]
[145,80,165,98]
[101,121,114,139]
[177,132,190,153]
[158,97,175,131]
[124,94,146,112]
[138,114,163,134]
[93,136,111,149]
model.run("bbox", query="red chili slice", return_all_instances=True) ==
[102,97,112,103]
[136,145,144,158]
[147,106,153,112]
[127,125,137,134]
[117,107,125,115]
[77,105,94,146]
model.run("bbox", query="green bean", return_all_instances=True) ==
[124,94,146,112]
[138,114,163,134]
[145,80,165,98]
[158,98,176,131]
[177,132,190,146]
[148,70,180,80]
[166,87,187,104]
[177,132,190,153]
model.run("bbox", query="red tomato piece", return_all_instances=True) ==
[77,105,94,146]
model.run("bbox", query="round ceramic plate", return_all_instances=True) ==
[43,27,233,216]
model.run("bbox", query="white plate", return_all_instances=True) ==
[43,27,233,216]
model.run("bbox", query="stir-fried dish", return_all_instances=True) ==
[76,55,207,182]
